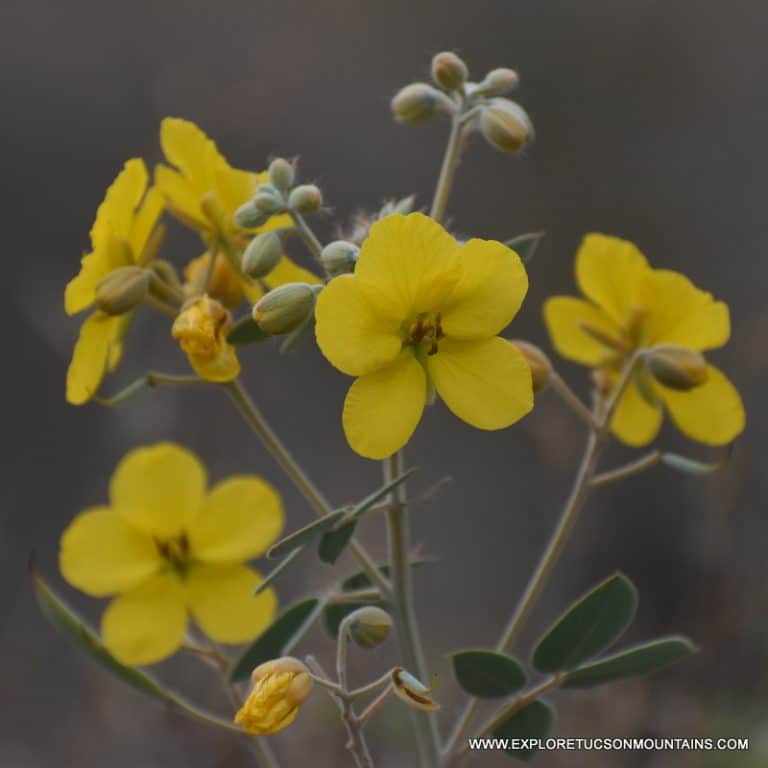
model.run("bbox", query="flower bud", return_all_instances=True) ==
[268,158,295,192]
[183,251,243,309]
[149,259,182,294]
[253,186,287,215]
[234,201,270,229]
[479,99,533,153]
[242,232,283,279]
[391,83,451,124]
[171,295,240,382]
[235,657,314,735]
[645,345,708,391]
[476,68,519,96]
[95,266,151,315]
[321,240,359,277]
[288,184,322,214]
[345,606,392,649]
[391,667,439,712]
[512,340,552,393]
[431,51,469,91]
[253,282,316,335]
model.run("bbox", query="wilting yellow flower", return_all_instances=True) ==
[235,657,314,735]
[543,233,745,446]
[65,159,163,404]
[315,213,533,459]
[155,117,320,304]
[59,443,283,666]
[172,295,240,382]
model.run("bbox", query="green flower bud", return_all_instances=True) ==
[149,259,182,294]
[288,184,323,214]
[476,68,519,97]
[391,83,452,124]
[235,201,269,229]
[95,266,151,315]
[321,240,359,277]
[242,232,283,279]
[512,340,552,393]
[253,187,287,215]
[431,51,469,91]
[253,282,316,334]
[479,99,533,153]
[268,158,295,193]
[645,345,708,390]
[345,606,392,649]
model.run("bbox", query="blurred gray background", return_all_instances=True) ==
[2,0,766,765]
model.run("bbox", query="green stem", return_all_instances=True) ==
[224,379,391,598]
[591,450,661,487]
[430,112,466,224]
[289,211,324,261]
[384,451,441,768]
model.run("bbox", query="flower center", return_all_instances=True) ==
[404,312,444,356]
[155,532,192,577]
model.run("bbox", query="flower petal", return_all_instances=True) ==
[657,364,745,445]
[94,159,149,242]
[440,238,528,340]
[635,269,730,351]
[609,378,663,447]
[343,352,426,459]
[185,564,277,644]
[214,161,259,217]
[160,117,217,192]
[154,164,208,230]
[315,275,402,376]
[129,186,165,262]
[59,507,160,597]
[66,311,125,405]
[101,573,187,666]
[575,233,650,325]
[110,443,207,538]
[264,254,323,288]
[543,296,624,366]
[355,213,460,320]
[188,477,284,564]
[428,337,533,429]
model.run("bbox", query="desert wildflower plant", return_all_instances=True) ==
[35,50,746,767]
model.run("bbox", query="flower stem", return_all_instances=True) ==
[430,112,466,224]
[384,451,442,768]
[224,379,390,597]
[289,211,324,262]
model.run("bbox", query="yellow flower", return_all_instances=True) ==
[154,117,320,304]
[543,233,745,446]
[65,159,164,404]
[59,443,283,666]
[171,295,241,382]
[315,213,533,459]
[235,657,314,735]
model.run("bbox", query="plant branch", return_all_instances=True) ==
[430,111,466,224]
[591,451,662,487]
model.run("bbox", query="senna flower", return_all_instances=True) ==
[235,658,314,735]
[64,159,163,404]
[154,117,320,304]
[171,295,240,382]
[59,443,283,666]
[543,233,745,446]
[315,213,533,459]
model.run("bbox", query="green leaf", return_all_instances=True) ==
[347,468,417,522]
[451,650,526,698]
[267,509,347,559]
[318,520,358,564]
[492,700,555,761]
[505,232,545,265]
[230,598,323,682]
[254,546,305,596]
[533,573,637,673]
[562,636,695,689]
[227,315,271,346]
[661,450,730,477]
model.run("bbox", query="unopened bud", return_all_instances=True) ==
[253,282,316,335]
[477,68,519,96]
[321,240,359,277]
[391,668,439,712]
[391,83,451,124]
[345,606,392,649]
[288,184,322,214]
[253,186,286,215]
[431,51,468,91]
[95,266,150,315]
[512,340,552,393]
[645,345,708,391]
[479,99,533,153]
[268,158,295,192]
[242,232,283,279]
[235,201,270,229]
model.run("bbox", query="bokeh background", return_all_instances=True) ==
[3,0,766,765]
